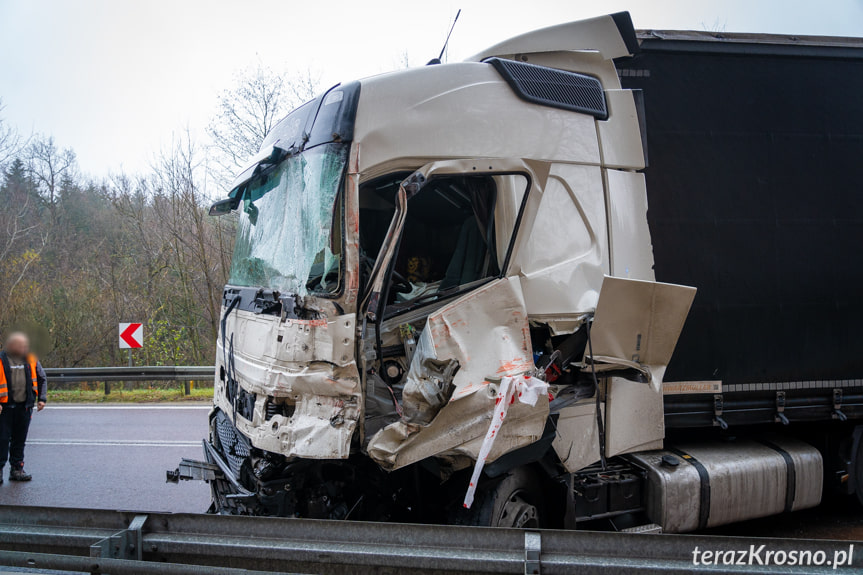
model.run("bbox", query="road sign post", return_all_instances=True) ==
[119,323,143,395]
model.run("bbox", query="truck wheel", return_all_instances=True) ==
[498,489,540,528]
[454,467,543,528]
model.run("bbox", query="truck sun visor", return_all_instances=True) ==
[488,57,608,120]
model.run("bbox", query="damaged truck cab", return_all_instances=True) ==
[173,11,839,532]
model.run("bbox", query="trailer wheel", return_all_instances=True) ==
[453,467,544,528]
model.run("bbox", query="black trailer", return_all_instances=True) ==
[617,32,863,426]
[614,31,863,500]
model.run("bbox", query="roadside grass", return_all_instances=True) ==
[48,387,214,403]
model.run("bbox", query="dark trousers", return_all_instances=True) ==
[0,402,32,469]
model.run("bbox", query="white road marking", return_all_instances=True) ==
[28,439,201,447]
[44,405,211,410]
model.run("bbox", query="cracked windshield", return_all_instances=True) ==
[229,143,347,295]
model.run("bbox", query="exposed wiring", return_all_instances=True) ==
[374,238,405,419]
[219,295,242,426]
[585,317,607,470]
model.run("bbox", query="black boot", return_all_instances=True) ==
[9,467,31,481]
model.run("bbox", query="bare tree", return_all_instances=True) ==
[700,19,728,33]
[108,131,232,362]
[27,135,77,222]
[207,64,320,178]
[0,66,332,367]
[0,99,23,169]
[395,50,412,69]
[0,159,48,327]
[0,195,48,301]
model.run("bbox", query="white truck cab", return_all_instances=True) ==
[174,12,827,531]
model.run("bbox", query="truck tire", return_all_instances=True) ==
[453,467,544,528]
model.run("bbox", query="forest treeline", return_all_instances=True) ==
[0,65,318,367]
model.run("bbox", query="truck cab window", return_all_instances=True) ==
[359,172,527,314]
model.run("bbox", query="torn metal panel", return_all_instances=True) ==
[366,277,548,470]
[552,377,664,474]
[552,277,693,473]
[552,400,605,473]
[605,376,664,457]
[587,276,696,392]
[215,307,361,460]
[528,314,589,337]
[401,350,459,425]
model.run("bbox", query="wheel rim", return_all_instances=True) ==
[498,491,539,528]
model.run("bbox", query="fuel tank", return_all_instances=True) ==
[627,436,822,533]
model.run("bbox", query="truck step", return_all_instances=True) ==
[620,523,662,534]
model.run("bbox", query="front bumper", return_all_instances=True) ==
[166,409,258,514]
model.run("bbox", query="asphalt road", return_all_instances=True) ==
[1,403,862,542]
[0,405,211,513]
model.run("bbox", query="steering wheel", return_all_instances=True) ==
[361,253,412,294]
[389,268,413,294]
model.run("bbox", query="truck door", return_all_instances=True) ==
[359,159,554,471]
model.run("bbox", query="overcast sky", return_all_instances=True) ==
[1,0,862,177]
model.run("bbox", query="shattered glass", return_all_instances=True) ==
[229,143,348,295]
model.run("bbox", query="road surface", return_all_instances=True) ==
[0,404,211,512]
[0,404,862,541]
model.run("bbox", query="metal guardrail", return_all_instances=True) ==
[0,505,858,574]
[44,366,215,383]
[44,365,215,395]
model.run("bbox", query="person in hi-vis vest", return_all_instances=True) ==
[0,332,47,482]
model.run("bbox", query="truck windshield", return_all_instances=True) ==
[229,143,347,295]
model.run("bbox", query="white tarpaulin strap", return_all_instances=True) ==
[463,374,549,509]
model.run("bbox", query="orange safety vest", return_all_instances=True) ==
[0,354,38,404]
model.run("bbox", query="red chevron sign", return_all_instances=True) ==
[119,323,143,349]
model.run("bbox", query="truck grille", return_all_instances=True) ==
[213,410,250,478]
